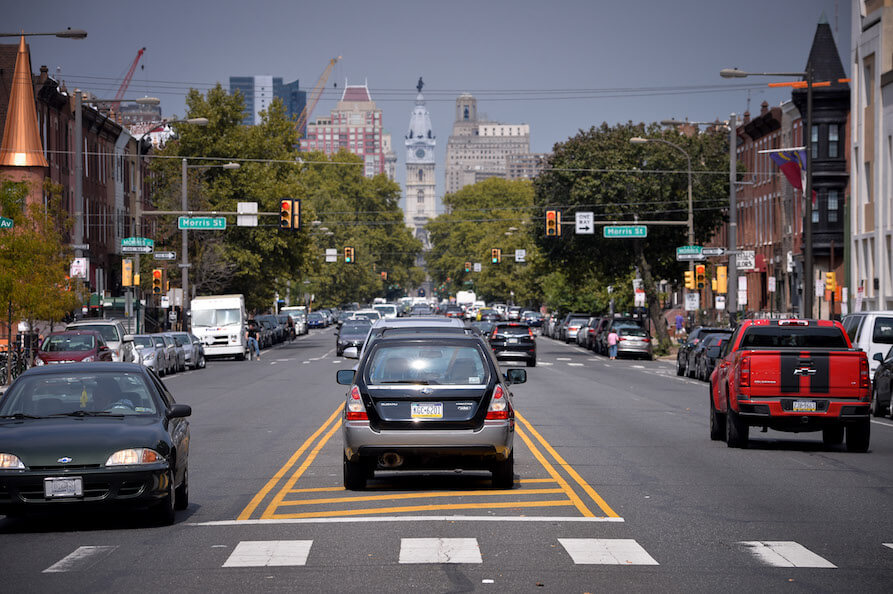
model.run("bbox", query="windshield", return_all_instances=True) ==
[133,336,155,348]
[0,372,159,417]
[739,327,848,349]
[341,325,371,338]
[41,334,96,352]
[192,308,241,327]
[367,344,488,385]
[69,324,118,342]
[374,305,396,315]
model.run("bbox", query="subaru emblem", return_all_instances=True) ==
[420,387,433,395]
[57,457,73,464]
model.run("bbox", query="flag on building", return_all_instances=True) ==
[769,149,816,205]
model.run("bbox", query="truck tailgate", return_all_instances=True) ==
[746,349,865,399]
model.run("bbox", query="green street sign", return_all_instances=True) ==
[603,225,647,238]
[122,236,154,248]
[0,217,13,229]
[178,216,226,230]
[676,245,705,261]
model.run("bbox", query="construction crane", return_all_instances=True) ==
[111,47,146,112]
[295,56,341,138]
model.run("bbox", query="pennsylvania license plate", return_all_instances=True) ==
[411,402,443,419]
[792,400,817,412]
[508,338,518,344]
[44,477,83,498]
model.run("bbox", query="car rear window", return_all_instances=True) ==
[872,317,893,344]
[0,372,159,416]
[567,318,588,326]
[367,345,488,385]
[739,327,849,349]
[41,334,96,352]
[69,324,119,342]
[620,327,648,338]
[496,325,531,337]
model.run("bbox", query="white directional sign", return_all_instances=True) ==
[702,247,725,257]
[736,250,756,271]
[237,202,258,227]
[575,212,594,234]
[473,263,482,272]
[153,251,177,260]
[514,249,526,263]
[325,248,337,263]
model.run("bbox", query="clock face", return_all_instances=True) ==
[415,148,426,159]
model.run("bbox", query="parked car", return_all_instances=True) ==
[489,322,537,367]
[589,317,611,354]
[841,311,893,377]
[34,331,113,365]
[870,345,893,417]
[0,363,191,525]
[615,326,653,360]
[151,334,175,376]
[676,326,731,376]
[559,313,590,343]
[577,317,599,349]
[160,333,186,373]
[130,334,167,375]
[306,312,327,329]
[686,331,733,378]
[65,319,135,363]
[691,334,728,381]
[247,318,271,349]
[336,331,526,490]
[256,314,284,343]
[170,332,206,370]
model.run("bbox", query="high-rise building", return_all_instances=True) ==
[228,76,306,130]
[299,81,388,178]
[403,79,436,244]
[445,93,531,195]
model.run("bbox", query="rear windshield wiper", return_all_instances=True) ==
[0,413,43,419]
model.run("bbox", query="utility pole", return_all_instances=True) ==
[728,113,738,324]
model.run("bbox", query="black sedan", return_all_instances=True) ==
[0,363,191,525]
[871,346,893,417]
[676,326,731,376]
[489,322,536,367]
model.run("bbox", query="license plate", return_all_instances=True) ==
[508,338,518,344]
[44,477,83,498]
[411,402,443,419]
[792,400,817,412]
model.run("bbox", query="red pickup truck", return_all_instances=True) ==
[709,319,871,451]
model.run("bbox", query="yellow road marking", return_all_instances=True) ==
[289,486,346,494]
[520,478,557,484]
[237,405,341,521]
[287,478,556,494]
[271,499,573,520]
[260,416,342,519]
[278,488,566,507]
[515,425,595,517]
[516,412,620,518]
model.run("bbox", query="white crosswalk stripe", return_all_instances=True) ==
[399,538,482,564]
[43,546,118,573]
[738,541,836,568]
[884,543,893,551]
[222,540,313,567]
[559,539,659,565]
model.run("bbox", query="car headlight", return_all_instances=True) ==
[81,356,95,362]
[0,453,25,469]
[105,448,162,466]
[111,352,120,362]
[143,351,156,360]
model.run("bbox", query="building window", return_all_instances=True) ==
[418,169,423,182]
[829,124,839,158]
[417,189,424,204]
[811,125,819,160]
[812,195,819,223]
[828,189,839,223]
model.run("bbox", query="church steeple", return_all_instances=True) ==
[0,35,48,167]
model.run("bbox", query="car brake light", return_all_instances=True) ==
[778,319,808,326]
[739,355,750,388]
[345,386,368,420]
[491,329,498,340]
[642,338,651,343]
[486,385,510,420]
[528,327,534,338]
[860,356,871,392]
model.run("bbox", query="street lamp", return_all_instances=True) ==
[722,66,814,318]
[629,136,694,247]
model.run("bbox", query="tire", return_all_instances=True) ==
[336,348,343,357]
[150,471,176,526]
[846,419,870,452]
[235,352,246,361]
[343,454,367,490]
[526,358,536,368]
[676,358,686,376]
[198,355,206,369]
[709,391,725,441]
[174,468,189,510]
[822,426,844,446]
[870,389,887,418]
[491,452,514,489]
[725,405,749,448]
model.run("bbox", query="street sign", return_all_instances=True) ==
[768,276,776,293]
[473,263,482,272]
[684,292,700,311]
[702,247,725,257]
[69,243,89,250]
[122,236,154,248]
[121,245,153,254]
[325,248,337,263]
[0,216,14,229]
[153,251,177,260]
[715,295,726,310]
[604,225,647,238]
[676,245,704,261]
[514,249,526,263]
[634,289,646,307]
[70,257,89,279]
[237,202,258,227]
[575,212,594,234]
[736,250,755,270]
[178,216,226,230]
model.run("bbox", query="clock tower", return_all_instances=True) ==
[404,77,436,246]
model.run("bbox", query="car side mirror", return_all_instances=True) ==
[343,346,359,359]
[337,369,356,385]
[167,404,192,419]
[505,368,527,385]
[122,334,134,342]
[873,352,885,363]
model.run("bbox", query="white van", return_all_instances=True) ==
[190,294,248,359]
[841,311,893,374]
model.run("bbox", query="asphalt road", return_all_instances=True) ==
[2,329,892,592]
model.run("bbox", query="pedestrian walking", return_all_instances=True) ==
[607,329,619,360]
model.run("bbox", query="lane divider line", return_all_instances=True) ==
[278,488,566,507]
[270,499,573,520]
[237,405,342,521]
[515,425,594,517]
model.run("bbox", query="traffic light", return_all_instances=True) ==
[684,270,696,290]
[152,269,163,295]
[825,271,837,292]
[716,266,728,294]
[491,248,501,264]
[381,271,388,281]
[344,246,354,263]
[464,262,471,272]
[279,199,293,229]
[122,258,133,287]
[292,198,301,230]
[696,264,706,289]
[545,209,561,237]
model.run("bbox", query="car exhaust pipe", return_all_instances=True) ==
[380,452,404,468]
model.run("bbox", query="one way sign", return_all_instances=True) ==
[575,212,594,234]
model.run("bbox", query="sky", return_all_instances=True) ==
[6,0,852,206]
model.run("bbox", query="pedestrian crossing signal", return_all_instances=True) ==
[491,248,501,264]
[279,199,293,229]
[545,210,561,236]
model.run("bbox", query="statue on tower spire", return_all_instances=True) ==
[417,77,424,93]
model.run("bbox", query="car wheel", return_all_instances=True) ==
[198,355,206,369]
[676,358,685,376]
[336,348,343,357]
[870,388,886,417]
[526,358,536,368]
[491,452,514,489]
[235,352,246,361]
[343,453,368,490]
[709,390,725,441]
[822,426,844,446]
[845,419,870,452]
[725,405,749,448]
[174,468,189,510]
[151,471,176,526]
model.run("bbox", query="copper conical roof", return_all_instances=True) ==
[0,35,48,167]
